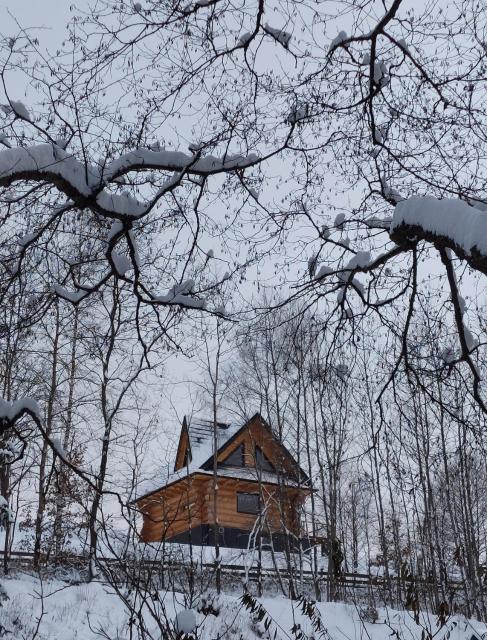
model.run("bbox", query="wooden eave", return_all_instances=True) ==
[134,469,311,506]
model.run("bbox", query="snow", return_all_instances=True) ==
[171,294,206,309]
[111,251,132,276]
[0,144,97,196]
[137,452,303,501]
[329,30,347,49]
[239,32,252,46]
[264,23,292,47]
[382,181,403,202]
[2,575,486,640]
[0,144,258,220]
[373,61,389,86]
[398,38,409,52]
[137,418,245,499]
[463,326,478,351]
[334,212,346,228]
[108,220,124,241]
[103,147,258,181]
[18,231,36,246]
[175,608,197,633]
[315,264,333,279]
[51,437,67,460]
[288,104,308,124]
[9,100,32,121]
[96,190,146,217]
[54,138,69,150]
[52,284,86,303]
[0,496,13,526]
[155,279,206,308]
[345,250,371,270]
[308,254,318,277]
[365,216,392,229]
[337,263,365,296]
[391,196,487,259]
[0,397,40,421]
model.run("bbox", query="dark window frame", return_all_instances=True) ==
[236,492,260,514]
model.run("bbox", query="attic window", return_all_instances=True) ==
[255,446,274,473]
[221,443,245,467]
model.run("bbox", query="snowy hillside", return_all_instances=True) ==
[1,574,486,640]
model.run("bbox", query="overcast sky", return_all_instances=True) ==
[2,0,72,34]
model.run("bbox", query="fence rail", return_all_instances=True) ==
[0,549,467,591]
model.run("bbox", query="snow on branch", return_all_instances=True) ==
[51,285,88,304]
[0,143,259,219]
[263,23,292,48]
[391,196,487,274]
[102,147,259,181]
[0,397,41,422]
[155,279,206,309]
[0,144,96,195]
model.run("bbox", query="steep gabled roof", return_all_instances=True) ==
[199,413,310,483]
[136,412,310,501]
[175,416,242,472]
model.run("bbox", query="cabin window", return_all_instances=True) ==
[221,444,245,467]
[255,446,274,473]
[237,492,260,514]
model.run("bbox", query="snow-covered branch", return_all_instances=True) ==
[390,196,487,275]
[0,144,259,220]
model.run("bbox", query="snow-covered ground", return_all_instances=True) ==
[1,573,486,640]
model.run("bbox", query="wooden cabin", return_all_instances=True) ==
[135,413,312,550]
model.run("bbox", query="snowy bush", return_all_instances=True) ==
[197,590,222,617]
[359,604,379,624]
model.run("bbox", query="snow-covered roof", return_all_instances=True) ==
[135,414,310,501]
[136,465,303,501]
[186,417,241,470]
[135,417,241,500]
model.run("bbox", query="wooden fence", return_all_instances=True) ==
[0,549,469,599]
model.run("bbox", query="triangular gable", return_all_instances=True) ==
[201,413,309,483]
[174,416,191,471]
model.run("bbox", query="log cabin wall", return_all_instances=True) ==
[207,477,303,535]
[139,476,206,542]
[139,475,305,543]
